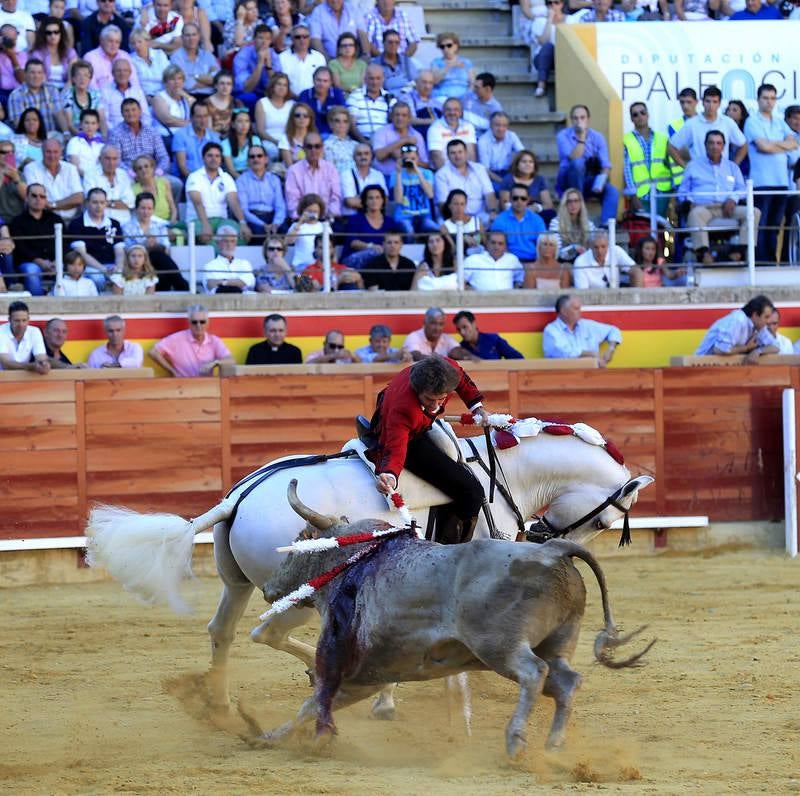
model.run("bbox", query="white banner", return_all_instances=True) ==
[595,21,800,133]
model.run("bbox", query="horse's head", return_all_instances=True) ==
[530,475,654,546]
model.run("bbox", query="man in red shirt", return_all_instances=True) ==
[367,355,490,544]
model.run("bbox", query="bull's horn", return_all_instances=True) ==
[287,479,336,530]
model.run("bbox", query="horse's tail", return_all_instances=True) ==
[85,497,237,613]
[553,539,656,669]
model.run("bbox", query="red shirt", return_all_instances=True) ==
[368,358,483,479]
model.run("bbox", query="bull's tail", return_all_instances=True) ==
[554,540,656,670]
[85,497,237,613]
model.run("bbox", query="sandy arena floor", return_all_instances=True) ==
[1,548,798,795]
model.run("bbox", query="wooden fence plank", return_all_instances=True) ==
[0,403,76,428]
[84,378,221,401]
[85,397,221,424]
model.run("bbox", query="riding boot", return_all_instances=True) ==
[459,515,479,544]
[435,513,464,545]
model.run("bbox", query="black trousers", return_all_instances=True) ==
[150,248,189,292]
[403,433,484,522]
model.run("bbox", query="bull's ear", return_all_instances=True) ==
[339,514,349,524]
[618,475,655,508]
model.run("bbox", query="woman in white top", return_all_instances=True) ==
[152,65,194,137]
[285,194,325,270]
[254,71,294,161]
[130,27,170,97]
[440,188,483,254]
[548,188,596,263]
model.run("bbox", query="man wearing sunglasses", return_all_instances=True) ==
[305,328,361,363]
[622,101,672,216]
[150,304,234,377]
[285,132,341,220]
[236,144,286,239]
[278,23,326,95]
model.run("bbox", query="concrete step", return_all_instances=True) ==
[422,4,512,36]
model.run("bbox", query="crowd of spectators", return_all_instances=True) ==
[0,0,794,299]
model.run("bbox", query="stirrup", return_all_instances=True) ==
[521,528,555,544]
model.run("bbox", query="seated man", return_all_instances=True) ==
[84,144,135,226]
[694,294,778,363]
[453,310,523,360]
[542,294,621,367]
[427,97,477,170]
[372,101,428,178]
[556,104,619,225]
[245,313,303,365]
[572,230,638,289]
[149,305,234,377]
[461,72,503,133]
[402,306,460,360]
[9,182,62,296]
[766,309,794,355]
[305,329,361,363]
[87,315,145,368]
[370,28,416,95]
[490,184,546,266]
[233,24,278,110]
[284,132,342,221]
[677,129,758,265]
[172,101,220,181]
[363,231,416,291]
[463,230,524,291]
[100,58,151,130]
[341,143,386,216]
[346,63,396,143]
[7,58,63,131]
[0,300,50,374]
[478,111,524,190]
[434,138,496,225]
[389,143,438,238]
[236,144,286,238]
[185,142,252,243]
[66,187,125,293]
[355,323,410,363]
[203,225,256,293]
[22,138,83,223]
[43,317,85,369]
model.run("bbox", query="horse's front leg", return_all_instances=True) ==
[250,604,317,669]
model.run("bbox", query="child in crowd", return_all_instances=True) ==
[110,245,159,295]
[53,251,99,297]
[66,109,105,178]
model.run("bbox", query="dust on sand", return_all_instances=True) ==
[1,550,798,795]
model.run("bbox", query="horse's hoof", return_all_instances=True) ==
[314,724,336,748]
[544,736,565,752]
[371,704,395,721]
[506,732,527,759]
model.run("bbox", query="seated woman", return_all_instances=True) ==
[151,65,194,139]
[110,244,159,295]
[522,231,571,289]
[440,188,483,254]
[338,184,400,269]
[254,71,294,161]
[323,105,357,173]
[548,188,595,263]
[328,32,366,95]
[122,192,188,291]
[430,32,474,102]
[278,101,316,167]
[499,149,554,222]
[411,231,456,290]
[634,234,688,288]
[61,59,108,138]
[300,235,365,291]
[30,16,77,92]
[222,109,262,178]
[207,69,245,138]
[255,236,295,292]
[15,108,47,168]
[131,154,178,224]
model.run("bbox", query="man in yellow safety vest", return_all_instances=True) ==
[622,101,672,216]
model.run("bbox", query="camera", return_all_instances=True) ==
[305,211,318,222]
[402,159,413,168]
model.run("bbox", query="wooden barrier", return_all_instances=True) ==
[670,355,800,367]
[0,365,795,540]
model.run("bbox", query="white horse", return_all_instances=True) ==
[86,420,653,716]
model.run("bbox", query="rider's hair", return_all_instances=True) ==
[409,355,460,395]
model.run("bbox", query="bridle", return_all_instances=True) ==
[526,482,633,548]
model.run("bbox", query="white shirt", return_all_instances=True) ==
[203,254,255,291]
[427,117,477,154]
[463,250,523,291]
[775,332,793,355]
[0,322,46,366]
[52,276,100,297]
[0,8,35,52]
[573,246,635,289]
[670,113,746,161]
[22,160,83,221]
[66,136,104,177]
[84,167,135,225]
[340,165,386,216]
[278,48,327,95]
[185,167,237,222]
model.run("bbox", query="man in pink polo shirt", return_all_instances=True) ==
[87,315,144,369]
[149,304,234,377]
[401,306,460,361]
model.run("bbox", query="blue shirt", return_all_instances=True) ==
[730,5,782,18]
[744,112,793,187]
[390,167,434,219]
[556,127,612,191]
[308,0,364,59]
[171,126,221,177]
[695,308,773,355]
[461,90,503,132]
[543,317,622,358]
[233,44,280,95]
[490,208,545,262]
[235,168,287,228]
[370,53,417,95]
[297,86,348,137]
[477,128,524,172]
[678,155,746,205]
[460,332,523,360]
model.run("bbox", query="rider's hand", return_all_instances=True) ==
[474,407,491,427]
[376,473,397,495]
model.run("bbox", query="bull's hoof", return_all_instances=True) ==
[305,668,315,687]
[370,703,396,721]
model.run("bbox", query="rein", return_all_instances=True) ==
[527,483,633,548]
